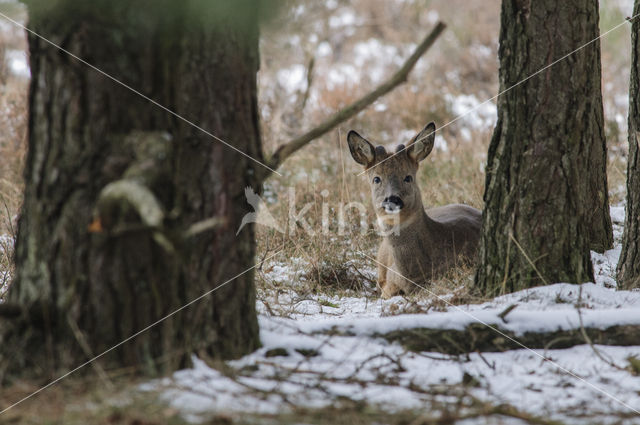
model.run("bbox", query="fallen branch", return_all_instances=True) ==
[183,216,226,239]
[263,22,446,176]
[383,323,640,354]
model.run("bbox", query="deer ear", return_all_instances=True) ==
[347,130,375,167]
[407,122,435,162]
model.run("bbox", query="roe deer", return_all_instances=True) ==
[347,122,481,298]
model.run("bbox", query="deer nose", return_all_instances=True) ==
[382,196,404,213]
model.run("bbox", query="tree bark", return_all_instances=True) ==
[617,2,640,289]
[475,0,612,296]
[0,1,260,380]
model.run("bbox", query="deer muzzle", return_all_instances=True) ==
[381,196,404,214]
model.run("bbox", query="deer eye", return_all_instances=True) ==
[404,175,413,183]
[373,176,381,184]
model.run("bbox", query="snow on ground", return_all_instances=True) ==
[146,206,640,423]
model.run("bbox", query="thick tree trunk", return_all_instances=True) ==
[617,3,640,289]
[475,0,612,296]
[0,1,261,380]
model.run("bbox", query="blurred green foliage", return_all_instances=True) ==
[23,0,283,33]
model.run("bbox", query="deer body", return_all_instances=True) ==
[347,122,481,298]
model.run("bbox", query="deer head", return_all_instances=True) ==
[347,122,436,225]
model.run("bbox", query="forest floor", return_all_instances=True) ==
[3,206,637,424]
[135,205,640,425]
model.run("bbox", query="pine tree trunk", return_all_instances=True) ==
[475,0,612,296]
[0,1,261,380]
[617,2,640,289]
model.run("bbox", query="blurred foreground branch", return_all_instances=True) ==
[264,21,446,176]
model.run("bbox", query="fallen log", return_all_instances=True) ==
[383,322,640,354]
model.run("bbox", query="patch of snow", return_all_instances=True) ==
[152,271,640,422]
[445,93,497,130]
[276,63,306,94]
[610,205,625,225]
[4,49,29,79]
[325,0,338,10]
[291,4,306,19]
[434,134,448,152]
[609,0,634,16]
[426,10,439,25]
[293,285,640,337]
[397,129,416,143]
[328,9,357,28]
[470,44,492,59]
[459,127,472,141]
[149,311,640,423]
[316,41,332,57]
[592,246,622,288]
[325,63,358,88]
[0,20,13,34]
[322,38,412,89]
[147,208,640,423]
[373,102,387,112]
[353,39,399,67]
[352,38,400,83]
[614,93,629,109]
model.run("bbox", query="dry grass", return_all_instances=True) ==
[0,77,26,299]
[0,1,631,303]
[255,0,499,301]
[0,4,28,299]
[0,376,577,425]
[0,377,193,425]
[0,2,634,424]
[254,0,633,305]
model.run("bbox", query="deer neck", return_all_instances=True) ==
[383,208,435,248]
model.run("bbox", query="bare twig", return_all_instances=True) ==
[475,350,496,370]
[576,286,626,371]
[299,55,315,111]
[509,232,550,286]
[183,216,226,239]
[497,303,518,323]
[263,22,446,175]
[66,316,114,390]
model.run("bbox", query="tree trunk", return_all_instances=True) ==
[475,0,612,296]
[0,1,261,380]
[617,2,640,289]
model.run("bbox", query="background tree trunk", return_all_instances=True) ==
[475,0,612,296]
[0,1,261,380]
[617,2,640,289]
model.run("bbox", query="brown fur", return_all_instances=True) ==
[347,122,481,298]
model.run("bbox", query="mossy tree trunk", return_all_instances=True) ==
[475,0,612,296]
[617,2,640,289]
[0,0,261,380]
